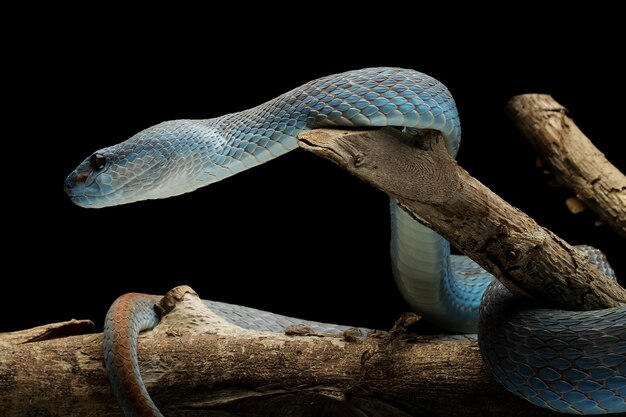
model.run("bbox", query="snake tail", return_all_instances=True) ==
[104,293,163,417]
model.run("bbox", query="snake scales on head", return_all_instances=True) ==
[64,68,626,416]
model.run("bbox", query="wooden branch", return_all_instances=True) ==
[0,287,566,417]
[0,319,94,344]
[298,128,626,309]
[506,94,626,238]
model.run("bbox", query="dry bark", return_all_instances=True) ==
[506,94,626,238]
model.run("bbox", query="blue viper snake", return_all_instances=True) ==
[64,68,626,415]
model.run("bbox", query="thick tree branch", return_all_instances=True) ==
[0,287,566,417]
[298,128,626,309]
[506,94,626,238]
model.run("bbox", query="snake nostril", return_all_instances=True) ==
[64,172,77,193]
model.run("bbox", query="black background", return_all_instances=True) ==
[4,11,625,332]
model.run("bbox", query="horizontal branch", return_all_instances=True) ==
[506,94,626,238]
[298,128,626,309]
[0,288,565,417]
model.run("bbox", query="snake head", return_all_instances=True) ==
[64,145,167,208]
[64,120,220,208]
[64,150,115,207]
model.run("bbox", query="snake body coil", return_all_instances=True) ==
[65,68,626,415]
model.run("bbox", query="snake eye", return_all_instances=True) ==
[90,153,106,171]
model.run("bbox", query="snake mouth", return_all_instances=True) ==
[65,181,118,208]
[68,194,119,209]
[64,167,131,208]
[67,194,99,208]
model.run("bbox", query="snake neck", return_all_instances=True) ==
[184,102,303,190]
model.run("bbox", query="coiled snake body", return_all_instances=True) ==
[64,68,626,415]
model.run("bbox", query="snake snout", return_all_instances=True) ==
[64,165,108,208]
[64,170,84,197]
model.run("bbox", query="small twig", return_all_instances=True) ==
[360,312,420,377]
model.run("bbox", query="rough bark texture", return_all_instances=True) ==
[298,128,626,309]
[0,288,576,417]
[506,94,626,238]
[0,319,93,344]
